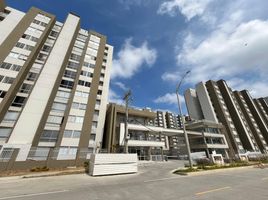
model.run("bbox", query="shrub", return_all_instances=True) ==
[30,166,49,172]
[195,158,213,166]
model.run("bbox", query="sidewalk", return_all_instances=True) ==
[0,167,86,180]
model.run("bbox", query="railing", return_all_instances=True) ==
[0,148,14,162]
[27,147,50,161]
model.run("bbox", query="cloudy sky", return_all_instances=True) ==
[7,0,268,113]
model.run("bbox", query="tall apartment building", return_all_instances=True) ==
[185,80,268,156]
[0,2,113,165]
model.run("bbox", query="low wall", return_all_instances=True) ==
[89,153,138,176]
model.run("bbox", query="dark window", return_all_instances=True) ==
[26,72,38,81]
[64,70,77,79]
[60,80,74,89]
[12,96,26,107]
[0,90,7,98]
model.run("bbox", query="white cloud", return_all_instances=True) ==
[157,0,212,21]
[159,0,268,98]
[113,81,128,91]
[108,89,124,105]
[178,19,268,86]
[154,92,184,105]
[111,38,157,79]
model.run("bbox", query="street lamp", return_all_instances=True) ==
[176,70,193,168]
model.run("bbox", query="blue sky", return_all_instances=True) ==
[6,0,268,114]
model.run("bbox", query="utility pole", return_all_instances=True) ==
[123,90,131,154]
[176,70,193,168]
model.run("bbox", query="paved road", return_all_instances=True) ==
[0,160,268,200]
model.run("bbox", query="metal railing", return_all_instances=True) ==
[27,147,50,161]
[0,148,14,162]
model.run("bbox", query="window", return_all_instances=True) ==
[56,90,70,102]
[26,72,38,81]
[63,130,81,138]
[51,102,66,112]
[68,115,84,123]
[60,80,74,89]
[19,84,32,94]
[47,115,63,125]
[2,76,15,84]
[72,102,87,110]
[0,128,12,141]
[40,130,59,142]
[0,62,12,70]
[90,134,96,141]
[70,53,81,61]
[49,30,58,38]
[22,34,38,42]
[83,62,95,68]
[75,91,89,98]
[41,45,52,52]
[80,70,93,78]
[64,70,77,79]
[37,53,47,62]
[97,90,102,95]
[78,80,90,87]
[0,90,7,98]
[3,111,19,122]
[67,61,79,70]
[12,96,26,107]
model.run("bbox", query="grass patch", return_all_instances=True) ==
[174,161,253,175]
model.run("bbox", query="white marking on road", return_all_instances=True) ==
[195,186,231,196]
[261,177,268,181]
[144,176,182,183]
[0,190,69,199]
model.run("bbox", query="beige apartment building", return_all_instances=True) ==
[0,1,113,170]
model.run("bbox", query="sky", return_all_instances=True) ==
[6,0,268,114]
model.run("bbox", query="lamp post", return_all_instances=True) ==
[176,70,193,168]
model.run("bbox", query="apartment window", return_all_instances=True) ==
[68,116,84,123]
[41,45,52,52]
[22,34,38,42]
[80,70,93,78]
[40,130,59,142]
[49,30,58,38]
[3,111,19,122]
[47,115,63,125]
[67,61,79,70]
[83,62,95,68]
[100,73,105,78]
[12,96,26,107]
[70,53,81,61]
[60,80,74,89]
[26,72,38,81]
[2,77,15,84]
[19,83,32,94]
[37,53,47,62]
[75,91,89,98]
[0,128,12,141]
[90,134,96,141]
[64,70,77,79]
[63,130,81,138]
[77,34,87,42]
[0,90,7,98]
[72,102,86,110]
[97,90,102,95]
[78,80,90,87]
[99,81,103,86]
[51,102,67,112]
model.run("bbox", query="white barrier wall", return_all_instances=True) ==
[89,154,138,176]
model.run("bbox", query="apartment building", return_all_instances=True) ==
[0,1,113,168]
[185,80,268,157]
[103,103,229,160]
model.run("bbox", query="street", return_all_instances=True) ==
[0,161,268,200]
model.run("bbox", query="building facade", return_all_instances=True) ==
[185,80,268,156]
[0,2,113,167]
[103,103,229,160]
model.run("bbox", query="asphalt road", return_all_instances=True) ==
[0,160,268,200]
